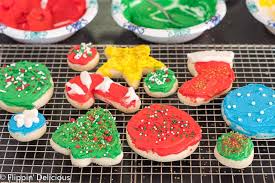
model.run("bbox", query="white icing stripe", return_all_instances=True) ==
[14,109,40,128]
[95,77,113,93]
[0,89,6,93]
[187,50,234,64]
[66,82,86,95]
[80,71,92,89]
[125,87,139,104]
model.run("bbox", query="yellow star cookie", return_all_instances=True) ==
[96,45,165,89]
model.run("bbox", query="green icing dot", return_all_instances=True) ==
[144,68,176,93]
[0,61,53,109]
[217,131,254,161]
[122,0,217,29]
[52,107,122,159]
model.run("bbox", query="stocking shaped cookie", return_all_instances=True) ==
[65,71,141,113]
[178,50,235,106]
[50,107,123,167]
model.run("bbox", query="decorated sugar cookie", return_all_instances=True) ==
[178,50,235,106]
[65,71,141,113]
[0,61,54,113]
[67,43,100,71]
[96,45,165,89]
[222,84,275,139]
[214,131,254,169]
[126,104,202,162]
[8,109,47,142]
[144,68,178,98]
[50,107,123,167]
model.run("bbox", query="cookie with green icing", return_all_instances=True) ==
[0,61,54,113]
[50,107,123,167]
[214,131,254,169]
[144,68,178,98]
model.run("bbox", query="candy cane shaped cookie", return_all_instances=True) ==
[178,50,235,106]
[65,71,141,113]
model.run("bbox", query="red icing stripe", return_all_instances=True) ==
[67,46,98,65]
[179,61,235,101]
[127,104,202,156]
[65,74,138,108]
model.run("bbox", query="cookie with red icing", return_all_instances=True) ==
[178,50,235,106]
[126,104,202,162]
[65,71,141,113]
[67,43,100,72]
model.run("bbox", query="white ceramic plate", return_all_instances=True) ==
[0,0,98,44]
[112,0,227,43]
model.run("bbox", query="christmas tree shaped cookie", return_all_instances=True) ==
[50,107,123,167]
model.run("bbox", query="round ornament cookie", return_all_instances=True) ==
[8,109,47,142]
[50,107,123,167]
[214,131,254,169]
[144,68,178,98]
[222,84,275,139]
[0,61,54,113]
[67,43,100,72]
[126,104,202,162]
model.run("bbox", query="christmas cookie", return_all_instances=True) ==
[67,43,100,72]
[50,107,123,167]
[214,131,254,169]
[222,84,275,139]
[178,50,235,106]
[65,71,141,113]
[8,109,47,142]
[126,104,202,162]
[144,68,178,98]
[0,61,54,113]
[96,45,165,89]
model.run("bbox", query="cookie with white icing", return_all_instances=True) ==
[214,131,254,169]
[222,84,275,139]
[8,109,47,142]
[144,68,178,98]
[67,43,100,72]
[178,50,235,106]
[65,71,141,113]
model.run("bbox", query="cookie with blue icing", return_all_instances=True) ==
[8,109,47,142]
[222,84,275,139]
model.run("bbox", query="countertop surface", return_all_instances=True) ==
[0,0,274,44]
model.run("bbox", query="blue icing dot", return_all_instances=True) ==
[222,84,275,138]
[8,113,46,135]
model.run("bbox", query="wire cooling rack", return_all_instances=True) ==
[0,44,274,183]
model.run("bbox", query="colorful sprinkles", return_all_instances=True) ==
[216,131,254,161]
[127,104,202,156]
[0,61,53,109]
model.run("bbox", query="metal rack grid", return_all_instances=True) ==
[0,44,274,183]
